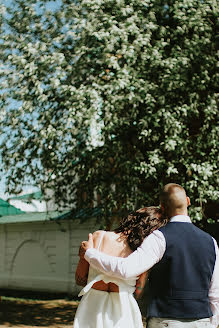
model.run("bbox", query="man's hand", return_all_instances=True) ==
[79,233,94,258]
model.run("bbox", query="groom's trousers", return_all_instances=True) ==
[147,317,211,328]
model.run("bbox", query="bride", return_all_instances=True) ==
[73,206,167,328]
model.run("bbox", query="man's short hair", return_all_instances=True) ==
[160,183,187,214]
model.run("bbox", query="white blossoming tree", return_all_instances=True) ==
[0,0,218,228]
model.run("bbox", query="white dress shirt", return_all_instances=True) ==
[85,215,219,328]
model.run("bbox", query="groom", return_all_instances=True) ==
[81,183,219,328]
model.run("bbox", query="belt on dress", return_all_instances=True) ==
[78,274,136,297]
[92,281,119,293]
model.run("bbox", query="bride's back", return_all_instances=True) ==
[93,230,133,258]
[89,230,133,292]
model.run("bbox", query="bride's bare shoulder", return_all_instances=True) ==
[104,231,126,243]
[93,230,104,236]
[92,230,105,248]
[93,230,115,238]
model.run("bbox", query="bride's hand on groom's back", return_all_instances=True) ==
[80,233,94,255]
[135,271,149,299]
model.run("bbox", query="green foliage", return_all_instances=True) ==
[0,0,218,225]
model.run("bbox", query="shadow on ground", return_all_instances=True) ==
[0,298,78,327]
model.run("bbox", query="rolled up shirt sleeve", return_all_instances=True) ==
[85,230,166,279]
[209,238,219,328]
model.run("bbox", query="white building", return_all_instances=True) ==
[0,210,103,296]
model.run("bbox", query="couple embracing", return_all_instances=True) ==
[73,183,219,328]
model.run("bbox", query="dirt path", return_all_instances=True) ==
[0,297,146,327]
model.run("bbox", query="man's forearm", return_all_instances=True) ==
[85,248,135,279]
[85,236,162,279]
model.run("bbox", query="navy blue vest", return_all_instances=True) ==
[147,222,216,319]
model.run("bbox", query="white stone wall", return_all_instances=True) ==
[0,218,102,295]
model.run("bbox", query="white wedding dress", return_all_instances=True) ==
[73,231,143,328]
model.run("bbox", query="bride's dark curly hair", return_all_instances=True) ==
[114,206,168,251]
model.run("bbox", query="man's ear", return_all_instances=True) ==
[160,203,165,213]
[187,197,190,207]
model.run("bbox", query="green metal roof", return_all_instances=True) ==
[0,198,25,216]
[8,191,43,202]
[0,211,69,224]
[49,207,103,222]
[0,207,103,224]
